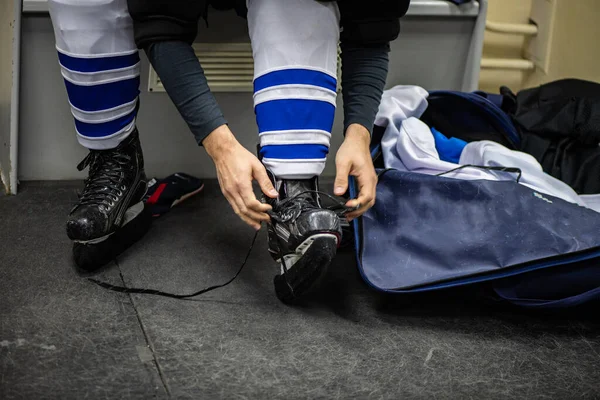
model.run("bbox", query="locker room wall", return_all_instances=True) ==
[479,0,600,93]
[0,0,18,193]
[479,0,533,93]
[18,6,481,180]
[522,0,600,89]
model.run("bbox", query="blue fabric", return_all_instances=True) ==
[255,99,335,133]
[75,109,136,138]
[431,127,467,163]
[474,91,505,109]
[254,69,337,93]
[260,144,329,160]
[356,169,600,298]
[58,51,140,73]
[428,91,521,148]
[352,87,600,310]
[64,77,140,112]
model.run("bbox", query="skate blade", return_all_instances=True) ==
[72,203,152,274]
[274,234,338,304]
[74,202,145,245]
[277,233,339,274]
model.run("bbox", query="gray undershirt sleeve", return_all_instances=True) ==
[145,41,227,145]
[340,41,390,135]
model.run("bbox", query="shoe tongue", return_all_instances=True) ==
[282,179,315,199]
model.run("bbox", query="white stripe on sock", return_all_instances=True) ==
[71,102,137,124]
[61,68,140,87]
[262,157,326,179]
[259,130,331,147]
[76,119,136,142]
[60,62,140,81]
[254,85,337,107]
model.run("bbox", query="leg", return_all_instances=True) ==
[48,0,148,263]
[48,0,140,149]
[249,0,340,179]
[247,0,342,303]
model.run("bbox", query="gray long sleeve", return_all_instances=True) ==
[146,40,390,144]
[146,41,227,145]
[340,41,390,135]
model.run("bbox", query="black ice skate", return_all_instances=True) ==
[68,129,151,272]
[265,173,342,303]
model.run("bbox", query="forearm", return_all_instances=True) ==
[145,41,227,145]
[340,41,390,136]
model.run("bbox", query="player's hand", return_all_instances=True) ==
[204,126,278,230]
[333,124,377,221]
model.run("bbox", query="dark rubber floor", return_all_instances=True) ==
[1,181,599,399]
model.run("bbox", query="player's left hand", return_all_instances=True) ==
[333,124,377,221]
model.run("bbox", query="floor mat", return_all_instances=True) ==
[1,181,599,399]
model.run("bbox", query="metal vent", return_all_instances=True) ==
[148,43,254,93]
[148,42,342,93]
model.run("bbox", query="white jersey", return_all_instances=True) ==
[377,85,600,213]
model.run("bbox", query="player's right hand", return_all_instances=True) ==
[203,125,279,230]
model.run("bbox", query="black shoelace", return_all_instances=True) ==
[268,190,353,222]
[88,190,354,300]
[436,164,522,183]
[77,151,131,208]
[88,231,260,300]
[89,166,522,299]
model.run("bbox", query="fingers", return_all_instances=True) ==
[334,157,351,196]
[235,190,271,230]
[222,188,261,230]
[253,162,279,199]
[346,185,375,210]
[345,201,375,221]
[345,171,377,221]
[213,145,274,230]
[222,179,272,230]
[240,197,272,223]
[239,213,263,230]
[345,197,375,220]
[248,200,272,213]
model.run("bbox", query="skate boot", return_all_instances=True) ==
[265,172,342,303]
[68,129,151,272]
